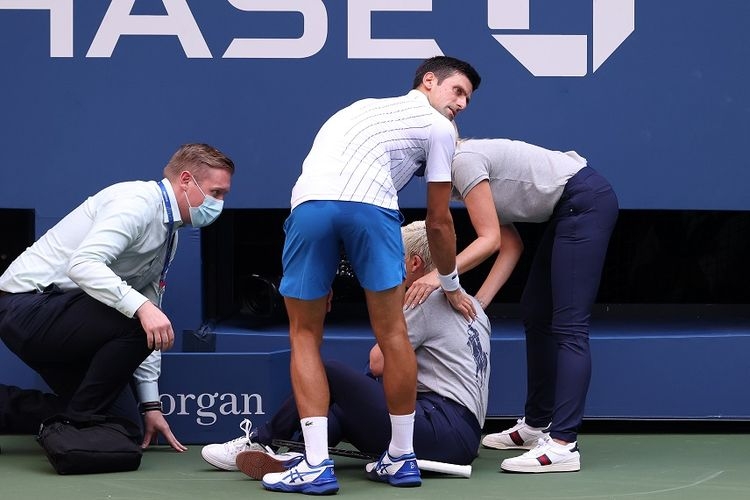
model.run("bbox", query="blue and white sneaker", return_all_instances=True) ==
[236,448,305,480]
[262,457,339,495]
[365,451,421,487]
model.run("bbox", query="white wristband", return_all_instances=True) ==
[438,266,460,292]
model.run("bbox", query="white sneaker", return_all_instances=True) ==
[365,450,421,487]
[262,457,339,494]
[482,417,549,450]
[500,435,581,473]
[201,419,267,471]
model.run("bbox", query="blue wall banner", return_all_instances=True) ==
[1,0,748,213]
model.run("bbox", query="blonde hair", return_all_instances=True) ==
[401,220,434,272]
[163,143,235,181]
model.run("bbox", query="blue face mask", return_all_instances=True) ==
[186,175,223,228]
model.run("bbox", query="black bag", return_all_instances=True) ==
[37,414,143,474]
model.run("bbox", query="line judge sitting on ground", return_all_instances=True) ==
[0,143,234,453]
[200,220,491,482]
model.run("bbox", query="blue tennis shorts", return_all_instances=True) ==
[279,200,406,300]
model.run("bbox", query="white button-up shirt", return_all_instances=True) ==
[0,178,182,403]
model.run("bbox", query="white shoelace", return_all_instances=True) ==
[222,418,254,452]
[509,417,525,431]
[222,418,277,455]
[536,435,552,448]
[528,435,575,456]
[520,435,552,457]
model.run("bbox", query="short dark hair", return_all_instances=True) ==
[412,56,481,92]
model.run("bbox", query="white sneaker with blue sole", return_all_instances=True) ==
[262,457,339,495]
[365,451,421,487]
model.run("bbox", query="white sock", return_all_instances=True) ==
[300,417,329,465]
[388,412,415,457]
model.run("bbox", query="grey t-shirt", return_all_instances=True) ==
[404,291,491,425]
[452,138,586,223]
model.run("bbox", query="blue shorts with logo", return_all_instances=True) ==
[279,201,406,300]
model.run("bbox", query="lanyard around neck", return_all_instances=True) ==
[157,181,176,300]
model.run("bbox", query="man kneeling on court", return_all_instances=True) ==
[201,220,491,485]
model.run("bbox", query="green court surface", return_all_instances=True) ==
[2,430,750,500]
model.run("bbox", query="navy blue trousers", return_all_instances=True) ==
[0,289,151,434]
[520,167,619,442]
[256,360,481,465]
